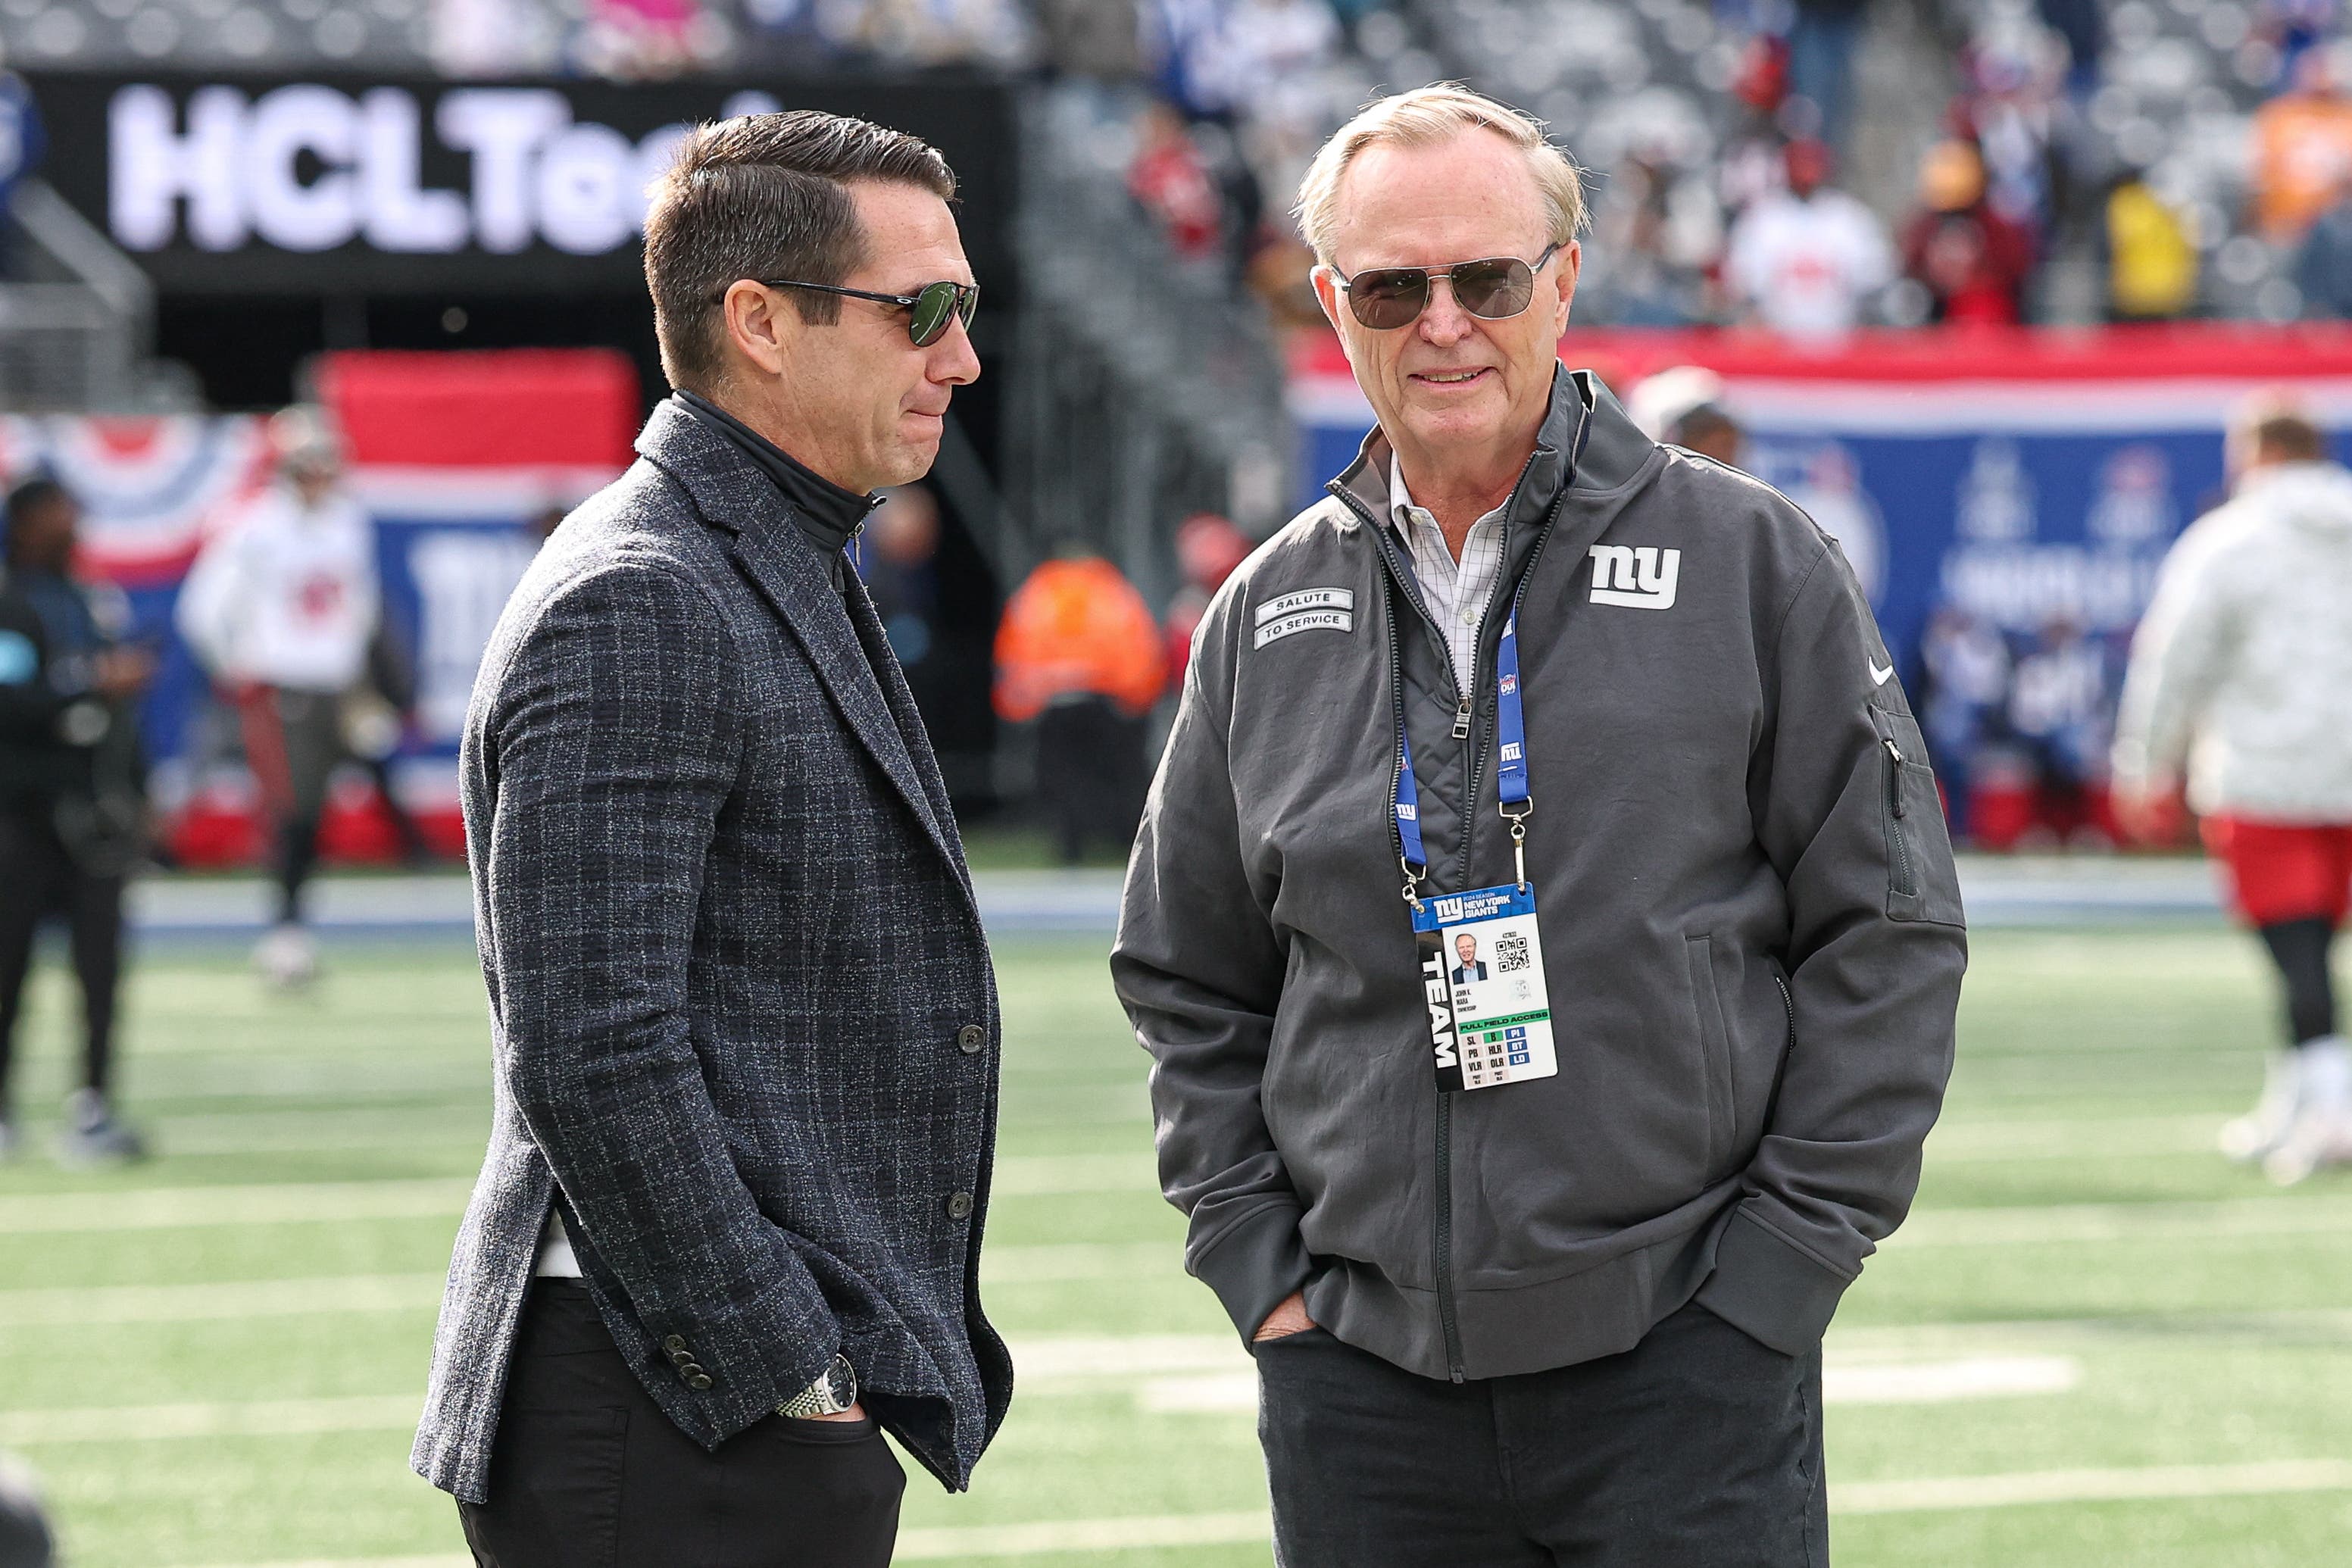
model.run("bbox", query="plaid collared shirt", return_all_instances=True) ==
[1390,452,1507,696]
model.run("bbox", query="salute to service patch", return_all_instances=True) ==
[1253,587,1356,648]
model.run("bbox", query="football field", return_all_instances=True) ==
[2,918,2349,1566]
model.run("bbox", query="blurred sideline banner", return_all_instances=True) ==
[23,71,1020,298]
[0,348,636,864]
[1287,326,2352,673]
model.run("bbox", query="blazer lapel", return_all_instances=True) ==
[840,570,975,898]
[635,401,973,901]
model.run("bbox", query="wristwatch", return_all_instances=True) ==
[777,1354,859,1418]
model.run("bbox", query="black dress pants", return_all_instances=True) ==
[459,1281,904,1568]
[1257,1299,1829,1568]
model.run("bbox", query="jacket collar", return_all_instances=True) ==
[632,396,975,915]
[675,390,880,557]
[1332,364,1597,532]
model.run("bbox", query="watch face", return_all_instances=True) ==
[826,1357,857,1409]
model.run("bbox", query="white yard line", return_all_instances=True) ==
[981,1241,1176,1284]
[153,1460,2352,1568]
[0,1273,445,1327]
[2,1394,420,1445]
[0,1179,475,1235]
[1831,1458,2352,1514]
[896,1510,1275,1560]
[1924,1114,2223,1162]
[1888,1195,2352,1249]
[990,1153,1158,1195]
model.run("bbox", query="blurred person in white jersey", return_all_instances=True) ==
[177,408,380,987]
[2113,398,2352,1183]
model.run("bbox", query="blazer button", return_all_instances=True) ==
[687,1372,714,1392]
[946,1191,974,1220]
[957,1024,985,1054]
[667,1348,695,1368]
[663,1335,688,1354]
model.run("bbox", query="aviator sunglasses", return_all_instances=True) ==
[735,276,981,346]
[1326,242,1561,331]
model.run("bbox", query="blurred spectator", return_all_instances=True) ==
[2006,617,2113,845]
[0,1452,52,1568]
[1626,366,1744,467]
[1163,511,1251,686]
[1588,148,1724,326]
[351,620,429,864]
[2112,400,2352,1182]
[0,476,151,1167]
[429,0,555,73]
[861,484,945,672]
[2260,0,2338,88]
[1915,606,2012,839]
[1036,0,1142,75]
[1951,37,2065,248]
[2250,46,2352,245]
[2294,176,2352,317]
[1248,230,1327,330]
[176,408,381,990]
[1724,139,1894,338]
[1129,102,1229,262]
[1900,139,2036,325]
[2104,170,2201,320]
[577,0,707,77]
[532,501,567,543]
[2035,0,2104,96]
[0,55,44,280]
[1786,0,1869,154]
[995,542,1166,864]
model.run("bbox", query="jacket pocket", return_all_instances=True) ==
[1684,935,1737,1177]
[1869,707,1966,927]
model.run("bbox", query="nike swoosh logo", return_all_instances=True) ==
[1869,660,1894,687]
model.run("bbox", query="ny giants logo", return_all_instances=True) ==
[1588,545,1682,610]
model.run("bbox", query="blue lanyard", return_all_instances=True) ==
[1393,576,1537,897]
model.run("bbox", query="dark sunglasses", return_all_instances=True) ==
[1327,243,1561,331]
[739,277,980,346]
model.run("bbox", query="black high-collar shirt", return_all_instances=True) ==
[678,391,881,590]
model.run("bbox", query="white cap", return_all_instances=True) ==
[1626,365,1732,442]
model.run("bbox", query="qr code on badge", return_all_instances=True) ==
[1495,933,1532,973]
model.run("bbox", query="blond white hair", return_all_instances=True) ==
[1295,85,1587,267]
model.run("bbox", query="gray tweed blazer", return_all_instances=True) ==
[411,398,1011,1505]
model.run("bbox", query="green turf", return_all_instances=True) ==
[2,922,2347,1566]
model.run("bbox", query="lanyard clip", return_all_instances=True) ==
[1500,798,1533,889]
[1400,854,1425,911]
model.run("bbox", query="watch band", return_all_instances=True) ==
[776,1354,857,1418]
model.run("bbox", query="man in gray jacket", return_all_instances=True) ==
[1114,86,1965,1566]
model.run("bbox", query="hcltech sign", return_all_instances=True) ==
[26,72,1020,295]
[109,83,776,258]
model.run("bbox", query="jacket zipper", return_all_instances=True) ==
[1882,736,1916,897]
[1774,968,1794,1051]
[1328,456,1565,1385]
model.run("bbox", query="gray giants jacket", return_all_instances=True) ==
[1113,370,1966,1382]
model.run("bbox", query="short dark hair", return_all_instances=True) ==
[3,476,68,563]
[2250,409,2328,463]
[642,111,957,393]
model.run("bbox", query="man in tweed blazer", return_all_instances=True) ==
[412,112,1010,1566]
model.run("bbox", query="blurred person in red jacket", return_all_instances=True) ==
[1162,512,1253,686]
[1900,139,2035,325]
[995,542,1166,863]
[1129,102,1226,262]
